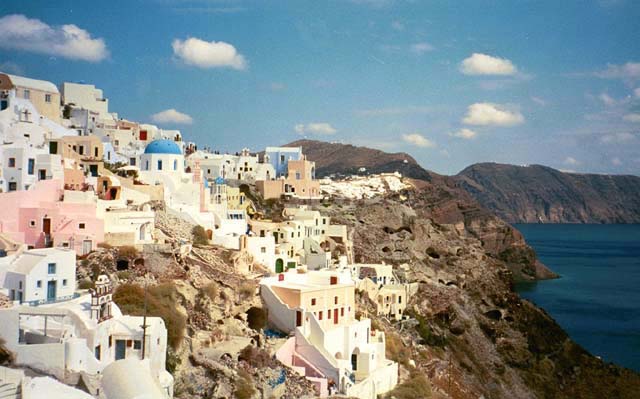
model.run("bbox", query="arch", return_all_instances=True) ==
[275,258,284,273]
[351,347,360,371]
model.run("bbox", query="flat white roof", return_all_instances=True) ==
[3,73,59,94]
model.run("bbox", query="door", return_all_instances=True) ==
[38,169,46,180]
[42,218,51,234]
[47,281,56,301]
[334,308,339,324]
[275,258,284,273]
[82,240,92,255]
[115,340,126,360]
[296,311,302,327]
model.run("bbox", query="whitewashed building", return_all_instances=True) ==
[0,248,76,305]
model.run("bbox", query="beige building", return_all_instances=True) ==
[0,73,60,122]
[256,158,320,200]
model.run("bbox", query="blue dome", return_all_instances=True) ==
[144,139,182,155]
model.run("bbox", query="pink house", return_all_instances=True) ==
[0,179,104,254]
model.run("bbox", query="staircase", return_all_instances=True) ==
[0,383,21,399]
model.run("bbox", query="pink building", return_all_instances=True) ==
[0,179,103,254]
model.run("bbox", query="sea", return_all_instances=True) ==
[514,224,640,372]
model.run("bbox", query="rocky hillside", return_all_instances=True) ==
[288,140,554,281]
[287,139,434,181]
[455,163,640,223]
[311,188,640,399]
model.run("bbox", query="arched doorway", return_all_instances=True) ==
[275,258,284,273]
[351,347,360,371]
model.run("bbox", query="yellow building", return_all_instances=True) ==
[0,73,61,122]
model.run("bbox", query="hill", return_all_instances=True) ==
[456,163,640,223]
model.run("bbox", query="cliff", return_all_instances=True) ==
[455,163,640,223]
[287,139,555,280]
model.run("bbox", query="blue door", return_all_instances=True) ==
[47,281,56,301]
[115,340,126,360]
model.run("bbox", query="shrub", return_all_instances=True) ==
[238,282,255,300]
[113,282,186,350]
[234,370,256,399]
[192,225,209,245]
[238,345,272,368]
[385,332,410,367]
[78,279,95,290]
[91,264,102,281]
[385,372,431,399]
[201,282,218,301]
[246,307,267,331]
[117,271,132,281]
[118,245,139,259]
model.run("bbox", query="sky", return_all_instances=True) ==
[1,0,639,176]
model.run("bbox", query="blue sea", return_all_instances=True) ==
[514,224,640,372]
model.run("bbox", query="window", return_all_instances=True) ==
[341,307,344,316]
[8,182,16,192]
[398,296,402,304]
[19,281,22,289]
[109,336,113,347]
[311,298,316,306]
[334,296,338,304]
[37,280,42,288]
[27,158,35,175]
[319,311,323,320]
[29,220,36,227]
[296,172,301,180]
[63,279,68,286]
[261,247,266,253]
[130,158,136,166]
[94,147,98,157]
[133,340,142,350]
[23,89,30,99]
[45,94,51,103]
[280,155,285,163]
[95,345,101,360]
[48,263,56,274]
[79,223,86,229]
[8,158,15,168]
[173,159,178,170]
[157,160,163,170]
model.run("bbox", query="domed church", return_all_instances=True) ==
[140,139,184,172]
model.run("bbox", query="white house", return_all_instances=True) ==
[0,275,173,396]
[0,248,76,305]
[261,270,398,398]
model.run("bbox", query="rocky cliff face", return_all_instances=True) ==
[314,189,640,398]
[456,163,640,223]
[287,139,435,181]
[289,140,555,280]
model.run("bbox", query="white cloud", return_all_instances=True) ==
[531,96,547,106]
[269,82,286,91]
[601,132,635,143]
[599,93,616,106]
[595,62,640,81]
[623,113,640,122]
[462,103,524,126]
[172,37,246,70]
[391,20,405,31]
[295,123,337,135]
[410,42,434,55]
[459,53,517,76]
[151,109,193,124]
[0,14,108,62]
[401,133,435,148]
[449,128,477,139]
[612,157,622,166]
[563,157,580,166]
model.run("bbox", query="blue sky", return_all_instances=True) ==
[1,0,639,175]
